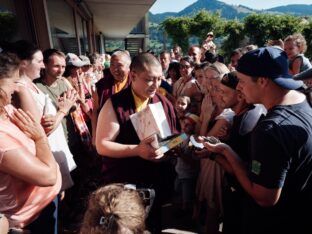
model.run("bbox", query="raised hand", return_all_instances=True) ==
[10,108,46,142]
[201,94,215,121]
[57,89,77,113]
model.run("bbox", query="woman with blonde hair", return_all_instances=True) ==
[81,183,150,234]
[194,62,233,234]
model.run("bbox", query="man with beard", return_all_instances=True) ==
[216,71,266,234]
[204,47,312,234]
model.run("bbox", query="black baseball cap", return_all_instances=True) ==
[237,47,303,90]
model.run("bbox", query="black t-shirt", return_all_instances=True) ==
[244,100,312,234]
[224,106,255,191]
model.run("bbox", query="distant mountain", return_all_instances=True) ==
[176,0,254,19]
[149,12,177,24]
[267,4,312,16]
[149,0,312,24]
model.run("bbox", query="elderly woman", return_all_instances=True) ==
[0,52,61,232]
[194,62,233,234]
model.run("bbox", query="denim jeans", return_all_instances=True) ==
[22,196,59,234]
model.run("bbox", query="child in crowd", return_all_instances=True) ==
[202,31,216,54]
[175,95,191,119]
[284,33,312,75]
[175,113,200,213]
[80,183,150,234]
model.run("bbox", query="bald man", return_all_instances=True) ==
[188,45,202,65]
[96,53,178,232]
[91,50,132,144]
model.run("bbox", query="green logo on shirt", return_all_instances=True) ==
[251,160,261,175]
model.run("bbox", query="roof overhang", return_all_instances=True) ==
[84,0,156,38]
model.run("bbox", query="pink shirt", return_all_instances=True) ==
[0,105,61,228]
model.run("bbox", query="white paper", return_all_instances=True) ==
[130,102,172,140]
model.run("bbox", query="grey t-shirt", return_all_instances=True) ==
[34,78,79,147]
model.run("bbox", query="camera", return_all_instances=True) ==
[124,184,155,217]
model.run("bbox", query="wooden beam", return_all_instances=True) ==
[64,0,89,21]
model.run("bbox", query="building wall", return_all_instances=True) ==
[1,0,150,56]
[1,0,93,54]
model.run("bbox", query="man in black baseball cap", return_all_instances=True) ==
[236,46,303,90]
[204,46,312,233]
[235,46,304,105]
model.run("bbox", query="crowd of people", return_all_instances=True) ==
[0,30,312,234]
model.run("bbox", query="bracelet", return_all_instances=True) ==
[58,109,68,116]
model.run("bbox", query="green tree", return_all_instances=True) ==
[302,18,312,58]
[221,19,245,58]
[189,10,223,42]
[159,11,311,61]
[244,14,304,47]
[161,11,224,52]
[161,16,192,52]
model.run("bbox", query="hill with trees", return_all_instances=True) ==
[149,0,312,23]
[148,0,312,60]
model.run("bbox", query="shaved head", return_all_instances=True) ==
[130,53,161,73]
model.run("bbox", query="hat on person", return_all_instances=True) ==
[184,113,200,125]
[207,31,214,36]
[79,55,91,66]
[236,47,303,90]
[221,71,239,90]
[66,53,87,67]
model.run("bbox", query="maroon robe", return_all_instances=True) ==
[100,86,178,188]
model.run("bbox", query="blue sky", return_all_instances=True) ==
[150,0,312,14]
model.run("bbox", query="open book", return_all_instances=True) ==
[130,102,185,153]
